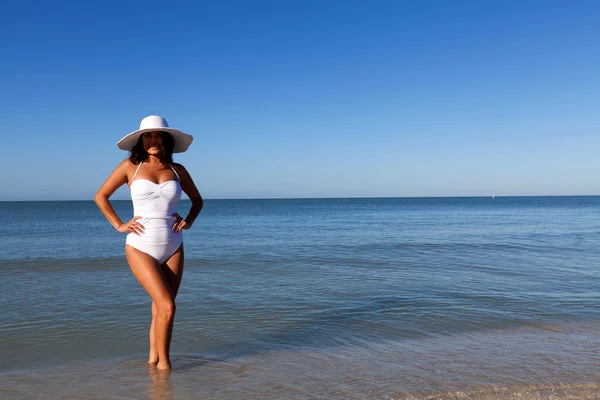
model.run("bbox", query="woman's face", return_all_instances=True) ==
[142,131,163,156]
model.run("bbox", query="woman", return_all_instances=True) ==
[95,115,203,370]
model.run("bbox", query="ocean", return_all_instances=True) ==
[1,197,600,399]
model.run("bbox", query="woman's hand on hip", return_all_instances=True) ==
[172,213,190,232]
[117,216,145,235]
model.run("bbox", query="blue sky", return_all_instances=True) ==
[1,0,599,200]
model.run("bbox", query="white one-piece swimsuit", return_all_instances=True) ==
[126,162,183,264]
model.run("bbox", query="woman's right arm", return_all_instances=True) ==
[94,160,144,235]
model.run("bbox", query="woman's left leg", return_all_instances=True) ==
[149,245,185,366]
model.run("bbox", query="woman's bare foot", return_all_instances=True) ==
[156,362,171,370]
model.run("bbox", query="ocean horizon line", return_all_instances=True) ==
[2,194,600,202]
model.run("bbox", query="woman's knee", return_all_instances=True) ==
[157,299,176,320]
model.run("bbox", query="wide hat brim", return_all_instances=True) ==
[117,128,194,153]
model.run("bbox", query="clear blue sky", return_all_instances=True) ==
[1,0,599,200]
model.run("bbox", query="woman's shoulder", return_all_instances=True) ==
[171,163,191,179]
[171,162,187,172]
[114,158,139,175]
[118,158,137,169]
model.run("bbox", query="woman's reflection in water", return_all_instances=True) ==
[148,367,173,400]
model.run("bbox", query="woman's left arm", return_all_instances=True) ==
[173,164,204,232]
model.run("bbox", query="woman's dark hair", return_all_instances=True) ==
[130,131,175,165]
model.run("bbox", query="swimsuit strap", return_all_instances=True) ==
[132,162,143,181]
[169,164,180,181]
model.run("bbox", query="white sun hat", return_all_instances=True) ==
[117,115,194,153]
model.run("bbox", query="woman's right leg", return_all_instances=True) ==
[149,245,184,366]
[126,245,175,370]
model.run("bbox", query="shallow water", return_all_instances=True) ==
[2,323,600,399]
